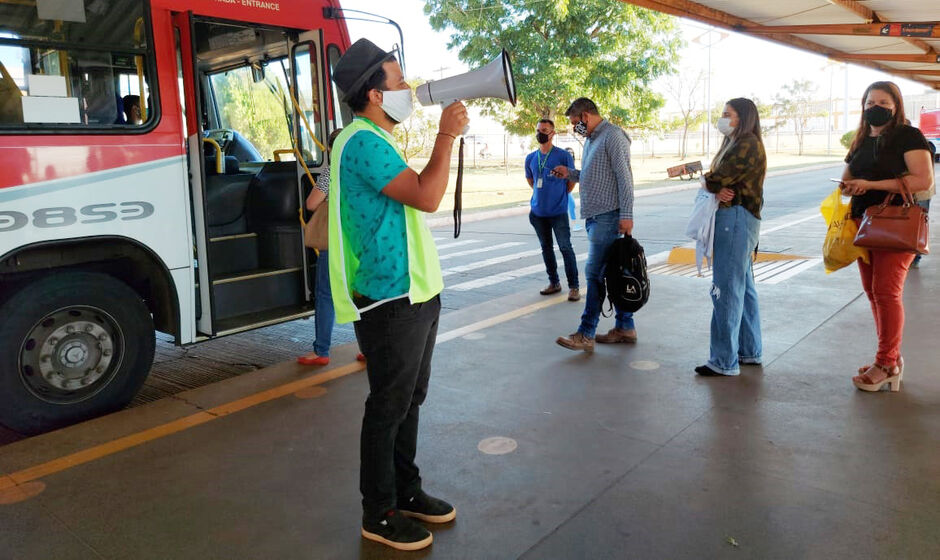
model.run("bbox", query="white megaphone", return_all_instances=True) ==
[416,50,517,109]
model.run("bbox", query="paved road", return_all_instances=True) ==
[433,164,848,314]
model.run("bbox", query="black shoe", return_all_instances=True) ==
[695,365,725,377]
[399,490,457,523]
[361,509,433,551]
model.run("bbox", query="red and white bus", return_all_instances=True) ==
[919,108,940,161]
[0,0,357,433]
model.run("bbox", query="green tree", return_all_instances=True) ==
[394,80,438,162]
[423,0,680,136]
[774,79,822,155]
[213,69,293,160]
[664,69,706,158]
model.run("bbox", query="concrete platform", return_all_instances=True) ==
[1,254,939,559]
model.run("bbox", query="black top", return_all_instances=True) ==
[845,124,930,218]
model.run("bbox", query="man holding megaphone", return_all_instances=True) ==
[328,38,468,552]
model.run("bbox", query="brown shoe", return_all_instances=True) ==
[595,328,638,344]
[540,283,562,295]
[567,289,580,302]
[556,332,595,353]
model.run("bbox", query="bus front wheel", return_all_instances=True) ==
[0,271,155,435]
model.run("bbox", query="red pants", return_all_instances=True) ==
[857,249,915,367]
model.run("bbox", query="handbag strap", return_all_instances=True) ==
[896,176,916,206]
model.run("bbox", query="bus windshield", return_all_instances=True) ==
[209,57,294,162]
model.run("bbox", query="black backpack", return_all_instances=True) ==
[604,235,650,313]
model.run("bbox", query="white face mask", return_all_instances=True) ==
[381,88,414,123]
[716,117,734,136]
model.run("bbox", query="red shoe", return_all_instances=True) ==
[356,353,366,362]
[297,353,329,366]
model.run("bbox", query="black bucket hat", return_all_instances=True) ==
[332,38,396,101]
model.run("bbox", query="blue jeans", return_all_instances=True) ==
[313,249,335,356]
[913,199,930,265]
[708,206,762,374]
[577,209,634,338]
[529,212,579,288]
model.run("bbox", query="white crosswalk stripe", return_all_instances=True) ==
[646,258,821,284]
[438,242,525,260]
[441,249,545,277]
[448,253,588,291]
[436,239,483,250]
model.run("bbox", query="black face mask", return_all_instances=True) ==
[536,131,550,144]
[573,117,588,136]
[865,105,892,127]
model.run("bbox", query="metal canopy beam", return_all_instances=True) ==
[617,0,940,91]
[736,23,940,39]
[827,0,935,55]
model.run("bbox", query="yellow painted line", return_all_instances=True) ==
[436,294,568,343]
[0,362,363,492]
[667,247,809,265]
[0,294,572,492]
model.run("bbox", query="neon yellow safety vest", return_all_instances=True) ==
[327,117,443,323]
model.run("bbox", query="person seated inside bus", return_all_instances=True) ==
[122,94,141,125]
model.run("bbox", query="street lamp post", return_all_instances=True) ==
[692,27,727,162]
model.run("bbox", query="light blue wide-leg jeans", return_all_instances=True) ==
[707,206,762,375]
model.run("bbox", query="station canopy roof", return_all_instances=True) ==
[621,0,940,90]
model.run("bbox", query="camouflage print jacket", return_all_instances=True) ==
[704,133,766,219]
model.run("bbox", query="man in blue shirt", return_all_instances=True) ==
[525,118,579,301]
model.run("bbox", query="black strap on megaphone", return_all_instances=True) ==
[454,136,464,238]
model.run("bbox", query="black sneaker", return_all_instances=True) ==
[399,490,457,523]
[361,509,433,551]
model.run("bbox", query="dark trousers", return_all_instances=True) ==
[528,212,579,288]
[353,295,441,520]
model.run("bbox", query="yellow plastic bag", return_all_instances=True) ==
[820,187,869,273]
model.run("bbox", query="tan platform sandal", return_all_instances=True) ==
[852,358,903,392]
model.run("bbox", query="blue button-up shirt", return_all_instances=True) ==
[568,119,635,220]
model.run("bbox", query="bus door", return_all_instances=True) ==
[173,14,325,337]
[171,11,213,336]
[288,31,330,300]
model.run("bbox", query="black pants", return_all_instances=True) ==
[353,295,441,519]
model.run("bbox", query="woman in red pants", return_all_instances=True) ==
[840,81,935,392]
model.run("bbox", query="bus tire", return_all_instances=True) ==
[0,271,155,435]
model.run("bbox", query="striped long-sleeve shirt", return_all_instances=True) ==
[568,119,635,220]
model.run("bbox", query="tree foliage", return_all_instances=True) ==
[664,69,706,158]
[774,79,821,155]
[213,69,293,160]
[393,80,438,162]
[423,0,680,136]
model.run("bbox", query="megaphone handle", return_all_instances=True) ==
[454,136,464,238]
[441,100,471,136]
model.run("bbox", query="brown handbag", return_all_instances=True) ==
[303,206,329,251]
[853,177,930,255]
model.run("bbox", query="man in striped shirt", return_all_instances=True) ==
[552,98,637,352]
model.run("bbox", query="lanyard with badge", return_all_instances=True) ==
[534,149,549,189]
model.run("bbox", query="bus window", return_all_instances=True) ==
[0,0,156,130]
[327,44,352,130]
[293,42,325,165]
[208,59,296,162]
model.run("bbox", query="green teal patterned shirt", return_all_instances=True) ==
[704,133,766,219]
[339,120,410,300]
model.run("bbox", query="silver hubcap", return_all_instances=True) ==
[19,307,123,404]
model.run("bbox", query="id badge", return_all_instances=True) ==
[535,176,543,189]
